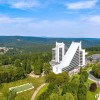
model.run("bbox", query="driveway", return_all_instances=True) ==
[88,70,100,83]
[31,83,46,100]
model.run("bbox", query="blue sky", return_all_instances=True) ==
[0,0,100,37]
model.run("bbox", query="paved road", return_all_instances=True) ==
[88,70,100,83]
[31,83,46,100]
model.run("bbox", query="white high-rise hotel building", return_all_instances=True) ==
[51,42,85,74]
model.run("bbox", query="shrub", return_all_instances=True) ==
[89,83,97,92]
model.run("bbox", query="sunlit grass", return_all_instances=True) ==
[0,76,45,100]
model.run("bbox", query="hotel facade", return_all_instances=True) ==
[50,42,85,74]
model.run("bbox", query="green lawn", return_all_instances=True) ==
[9,83,34,93]
[87,85,100,100]
[86,79,96,100]
[0,76,45,100]
[87,91,96,100]
[34,83,49,100]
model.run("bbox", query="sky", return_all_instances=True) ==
[0,0,100,38]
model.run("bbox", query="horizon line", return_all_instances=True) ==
[0,35,100,39]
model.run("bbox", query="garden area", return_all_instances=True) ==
[9,83,34,94]
[0,76,45,100]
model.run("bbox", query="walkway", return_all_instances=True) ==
[88,70,100,83]
[31,83,46,100]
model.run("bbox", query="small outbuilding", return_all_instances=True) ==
[87,54,100,62]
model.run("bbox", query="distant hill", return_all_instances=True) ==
[0,36,100,48]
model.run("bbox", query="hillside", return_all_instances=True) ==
[0,36,100,47]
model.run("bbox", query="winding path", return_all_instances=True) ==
[31,83,46,100]
[88,70,100,83]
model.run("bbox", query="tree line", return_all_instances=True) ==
[0,51,51,84]
[92,62,100,78]
[0,67,25,83]
[86,46,100,55]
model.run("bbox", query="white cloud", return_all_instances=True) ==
[65,0,97,10]
[11,0,40,9]
[0,0,40,9]
[0,15,33,23]
[89,15,100,24]
[0,15,100,38]
[81,15,100,24]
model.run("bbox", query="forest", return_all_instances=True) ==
[0,36,100,100]
[0,49,51,84]
[0,36,100,48]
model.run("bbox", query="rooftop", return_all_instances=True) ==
[87,54,100,60]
